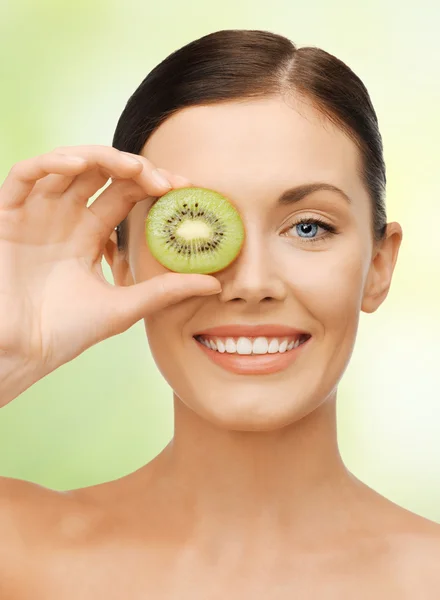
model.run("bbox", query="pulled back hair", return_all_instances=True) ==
[112,29,387,254]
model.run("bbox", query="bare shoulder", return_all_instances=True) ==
[0,474,64,540]
[0,475,71,551]
[0,475,89,597]
[350,477,440,593]
[397,519,440,579]
[384,506,440,593]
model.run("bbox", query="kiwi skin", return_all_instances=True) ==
[145,187,245,275]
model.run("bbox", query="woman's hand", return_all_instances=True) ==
[0,145,220,405]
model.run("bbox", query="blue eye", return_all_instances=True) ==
[296,222,319,238]
[285,217,338,243]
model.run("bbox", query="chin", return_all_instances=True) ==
[175,383,325,432]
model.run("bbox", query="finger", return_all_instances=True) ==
[0,147,145,209]
[89,170,196,242]
[154,168,193,190]
[88,178,149,236]
[30,146,144,199]
[107,272,222,333]
[0,153,89,208]
[38,165,142,208]
[33,166,109,200]
[81,166,191,242]
[32,172,78,196]
[61,168,110,205]
[90,169,195,243]
[54,146,173,201]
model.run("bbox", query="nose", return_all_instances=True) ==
[216,228,288,305]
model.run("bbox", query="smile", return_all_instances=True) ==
[193,330,312,375]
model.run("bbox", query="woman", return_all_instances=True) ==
[0,29,439,598]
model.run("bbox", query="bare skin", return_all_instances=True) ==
[1,412,440,599]
[0,96,439,598]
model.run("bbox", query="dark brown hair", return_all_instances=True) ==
[112,29,387,254]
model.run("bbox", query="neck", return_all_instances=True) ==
[149,391,361,544]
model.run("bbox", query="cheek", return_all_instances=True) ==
[134,240,202,353]
[135,246,166,280]
[144,309,184,384]
[143,303,200,402]
[144,298,202,360]
[280,238,367,333]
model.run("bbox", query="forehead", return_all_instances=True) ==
[142,96,363,204]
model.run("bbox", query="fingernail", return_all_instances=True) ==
[152,168,172,189]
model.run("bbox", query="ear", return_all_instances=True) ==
[103,229,135,287]
[361,222,403,313]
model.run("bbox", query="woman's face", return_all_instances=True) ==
[109,95,401,431]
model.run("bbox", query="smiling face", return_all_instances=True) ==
[109,95,401,431]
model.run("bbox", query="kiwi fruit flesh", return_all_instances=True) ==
[145,187,245,274]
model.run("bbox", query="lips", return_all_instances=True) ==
[193,328,311,375]
[193,324,310,338]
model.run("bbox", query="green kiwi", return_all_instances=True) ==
[145,187,245,274]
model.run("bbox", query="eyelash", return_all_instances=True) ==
[284,216,339,243]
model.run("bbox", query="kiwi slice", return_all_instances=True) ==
[145,187,245,274]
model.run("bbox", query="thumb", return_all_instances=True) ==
[108,272,222,332]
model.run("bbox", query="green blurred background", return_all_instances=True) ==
[0,0,439,522]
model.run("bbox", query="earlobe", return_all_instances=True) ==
[103,232,134,287]
[109,229,118,245]
[361,251,390,313]
[361,222,403,314]
[103,231,118,269]
[361,279,389,314]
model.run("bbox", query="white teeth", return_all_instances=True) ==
[225,338,236,353]
[252,337,269,354]
[268,339,279,353]
[198,335,307,354]
[236,337,253,355]
[279,340,288,353]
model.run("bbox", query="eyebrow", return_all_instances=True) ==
[277,182,352,206]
